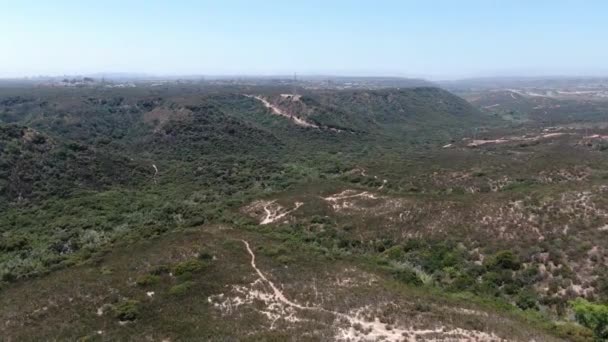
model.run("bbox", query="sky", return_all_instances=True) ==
[1,0,607,80]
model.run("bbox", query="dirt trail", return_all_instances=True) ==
[239,239,502,341]
[260,201,303,225]
[378,180,388,190]
[152,164,158,184]
[245,95,319,128]
[467,132,568,147]
[321,190,386,212]
[241,240,309,309]
[323,190,380,202]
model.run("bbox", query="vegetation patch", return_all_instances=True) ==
[113,299,141,321]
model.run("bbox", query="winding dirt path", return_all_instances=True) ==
[239,240,502,341]
[245,95,319,128]
[152,164,158,184]
[241,240,310,309]
[260,201,303,225]
[323,190,380,202]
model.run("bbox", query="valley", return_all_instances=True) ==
[0,79,607,341]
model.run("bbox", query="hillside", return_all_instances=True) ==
[249,88,489,134]
[0,83,605,341]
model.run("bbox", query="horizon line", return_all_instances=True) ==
[4,72,608,83]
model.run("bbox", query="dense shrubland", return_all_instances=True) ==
[1,84,608,340]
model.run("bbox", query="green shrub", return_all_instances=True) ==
[173,259,206,276]
[198,251,214,261]
[100,266,113,275]
[136,274,160,287]
[383,245,405,261]
[516,265,540,286]
[515,290,538,310]
[169,281,196,295]
[113,300,140,321]
[391,268,423,286]
[553,322,594,342]
[0,234,29,252]
[276,255,294,264]
[452,273,476,291]
[260,245,287,257]
[150,264,170,275]
[485,250,521,271]
[571,298,608,340]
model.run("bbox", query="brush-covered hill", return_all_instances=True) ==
[1,83,602,341]
[244,87,490,134]
[0,84,492,285]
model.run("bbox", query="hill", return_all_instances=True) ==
[0,83,603,341]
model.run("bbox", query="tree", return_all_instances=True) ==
[571,298,608,340]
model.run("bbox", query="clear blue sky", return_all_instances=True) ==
[1,0,607,79]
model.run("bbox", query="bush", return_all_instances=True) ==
[391,268,423,286]
[384,245,405,261]
[113,300,140,321]
[571,298,608,340]
[485,250,521,271]
[173,259,206,276]
[553,322,594,342]
[136,274,160,287]
[595,271,608,302]
[0,234,29,252]
[516,265,540,286]
[198,251,213,261]
[276,255,294,264]
[169,280,196,295]
[447,273,475,292]
[150,264,171,275]
[515,290,538,310]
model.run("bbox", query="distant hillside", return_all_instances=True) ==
[249,87,490,135]
[440,76,608,91]
[464,89,608,124]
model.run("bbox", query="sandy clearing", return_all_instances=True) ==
[584,134,608,140]
[466,132,569,147]
[280,94,302,101]
[541,132,565,138]
[467,139,509,147]
[260,201,303,225]
[243,200,303,225]
[323,190,380,202]
[507,89,547,98]
[322,190,381,211]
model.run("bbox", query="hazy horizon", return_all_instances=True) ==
[2,1,608,80]
[7,72,608,83]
